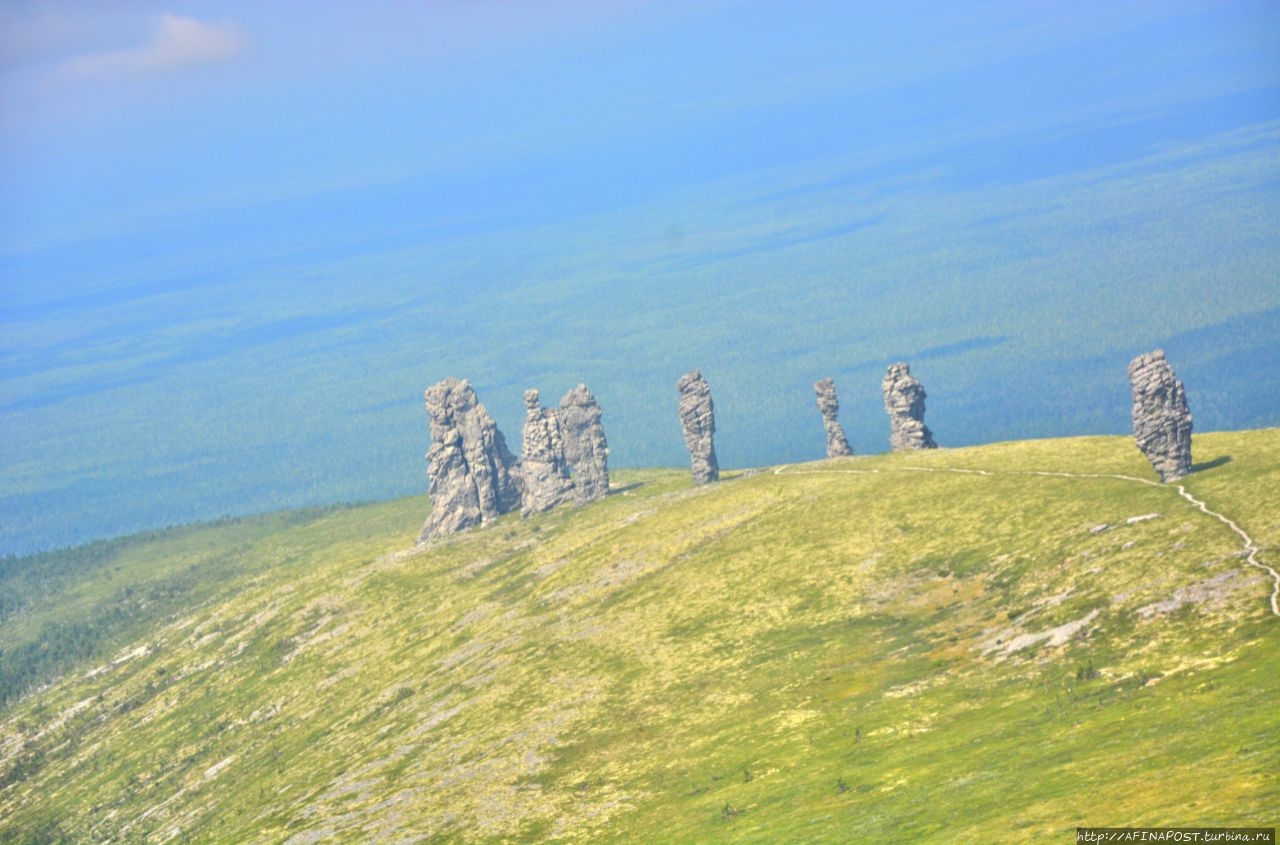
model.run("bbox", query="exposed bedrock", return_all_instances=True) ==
[557,383,610,505]
[418,378,522,543]
[520,389,575,516]
[1127,349,1193,482]
[676,369,719,485]
[881,362,937,450]
[813,377,854,458]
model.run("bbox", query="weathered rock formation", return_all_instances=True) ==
[676,369,719,484]
[1127,349,1193,482]
[418,378,522,543]
[557,384,610,505]
[882,363,937,450]
[520,389,575,516]
[813,377,854,458]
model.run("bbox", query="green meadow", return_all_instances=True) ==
[1,429,1277,843]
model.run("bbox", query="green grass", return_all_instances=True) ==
[1,431,1277,843]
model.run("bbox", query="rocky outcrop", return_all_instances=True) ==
[520,389,575,516]
[882,363,937,450]
[1127,349,1193,482]
[676,369,719,484]
[418,378,522,543]
[557,384,610,505]
[813,377,854,458]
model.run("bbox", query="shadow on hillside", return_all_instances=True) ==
[1192,455,1232,473]
[609,481,647,495]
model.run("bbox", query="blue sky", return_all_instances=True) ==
[3,1,1275,257]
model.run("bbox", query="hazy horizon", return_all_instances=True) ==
[3,1,1279,555]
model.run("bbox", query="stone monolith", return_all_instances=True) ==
[882,363,937,450]
[520,389,575,516]
[1127,349,1193,482]
[418,378,522,542]
[813,377,854,458]
[677,369,719,484]
[558,384,610,504]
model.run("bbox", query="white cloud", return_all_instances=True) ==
[55,13,245,82]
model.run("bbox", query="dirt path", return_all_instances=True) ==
[772,462,1280,618]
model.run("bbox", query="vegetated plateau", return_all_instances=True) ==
[1,430,1277,843]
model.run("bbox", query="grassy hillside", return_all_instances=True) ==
[1,430,1277,843]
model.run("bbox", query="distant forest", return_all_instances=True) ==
[3,123,1278,556]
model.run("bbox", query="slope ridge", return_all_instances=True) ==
[773,460,1280,618]
[1,431,1277,844]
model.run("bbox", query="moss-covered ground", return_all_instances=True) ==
[1,430,1277,843]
